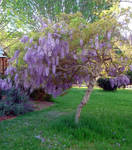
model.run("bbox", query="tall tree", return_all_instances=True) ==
[1,0,118,32]
[0,0,118,52]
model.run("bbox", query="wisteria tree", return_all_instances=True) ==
[5,8,132,123]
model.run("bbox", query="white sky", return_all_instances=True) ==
[120,1,132,33]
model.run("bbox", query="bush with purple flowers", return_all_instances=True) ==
[109,75,130,88]
[97,75,130,91]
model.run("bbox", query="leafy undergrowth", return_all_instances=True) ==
[0,88,132,150]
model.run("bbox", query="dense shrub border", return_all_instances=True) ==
[0,88,34,117]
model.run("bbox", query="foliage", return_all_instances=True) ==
[0,74,7,79]
[30,88,52,102]
[97,78,117,91]
[0,88,132,149]
[0,0,118,52]
[0,88,34,116]
[0,5,23,51]
[33,0,117,22]
[1,0,118,32]
[126,70,132,84]
[8,40,26,65]
[1,0,35,32]
[0,90,1,99]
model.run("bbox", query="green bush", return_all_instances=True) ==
[30,88,52,102]
[97,78,117,91]
[0,74,7,79]
[0,88,34,116]
[126,71,132,84]
[0,90,1,100]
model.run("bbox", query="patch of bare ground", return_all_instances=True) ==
[0,116,16,122]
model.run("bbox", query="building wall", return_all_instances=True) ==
[0,58,8,74]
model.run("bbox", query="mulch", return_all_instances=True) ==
[0,116,16,122]
[0,100,54,122]
[31,100,54,110]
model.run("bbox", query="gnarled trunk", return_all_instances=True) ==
[75,78,96,124]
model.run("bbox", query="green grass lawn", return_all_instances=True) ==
[0,88,132,150]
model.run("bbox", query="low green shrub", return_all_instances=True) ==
[0,88,34,116]
[30,88,52,102]
[97,78,117,91]
[126,70,132,84]
[0,74,7,79]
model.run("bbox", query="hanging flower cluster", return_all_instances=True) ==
[0,78,13,90]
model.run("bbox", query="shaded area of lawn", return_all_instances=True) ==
[0,88,132,150]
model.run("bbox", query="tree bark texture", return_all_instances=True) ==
[75,78,96,124]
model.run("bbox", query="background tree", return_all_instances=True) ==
[0,0,119,53]
[1,0,118,30]
[0,3,23,53]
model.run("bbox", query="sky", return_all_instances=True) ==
[120,0,132,35]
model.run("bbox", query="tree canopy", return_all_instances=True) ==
[1,0,118,32]
[0,0,119,52]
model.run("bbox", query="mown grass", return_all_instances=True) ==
[0,88,132,150]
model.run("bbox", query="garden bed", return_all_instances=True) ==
[0,100,54,122]
[0,116,16,122]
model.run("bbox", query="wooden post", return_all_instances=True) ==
[0,57,8,74]
[2,58,4,74]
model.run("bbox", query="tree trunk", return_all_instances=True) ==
[75,78,96,124]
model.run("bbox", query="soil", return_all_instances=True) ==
[31,100,54,110]
[0,100,54,122]
[0,116,16,122]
